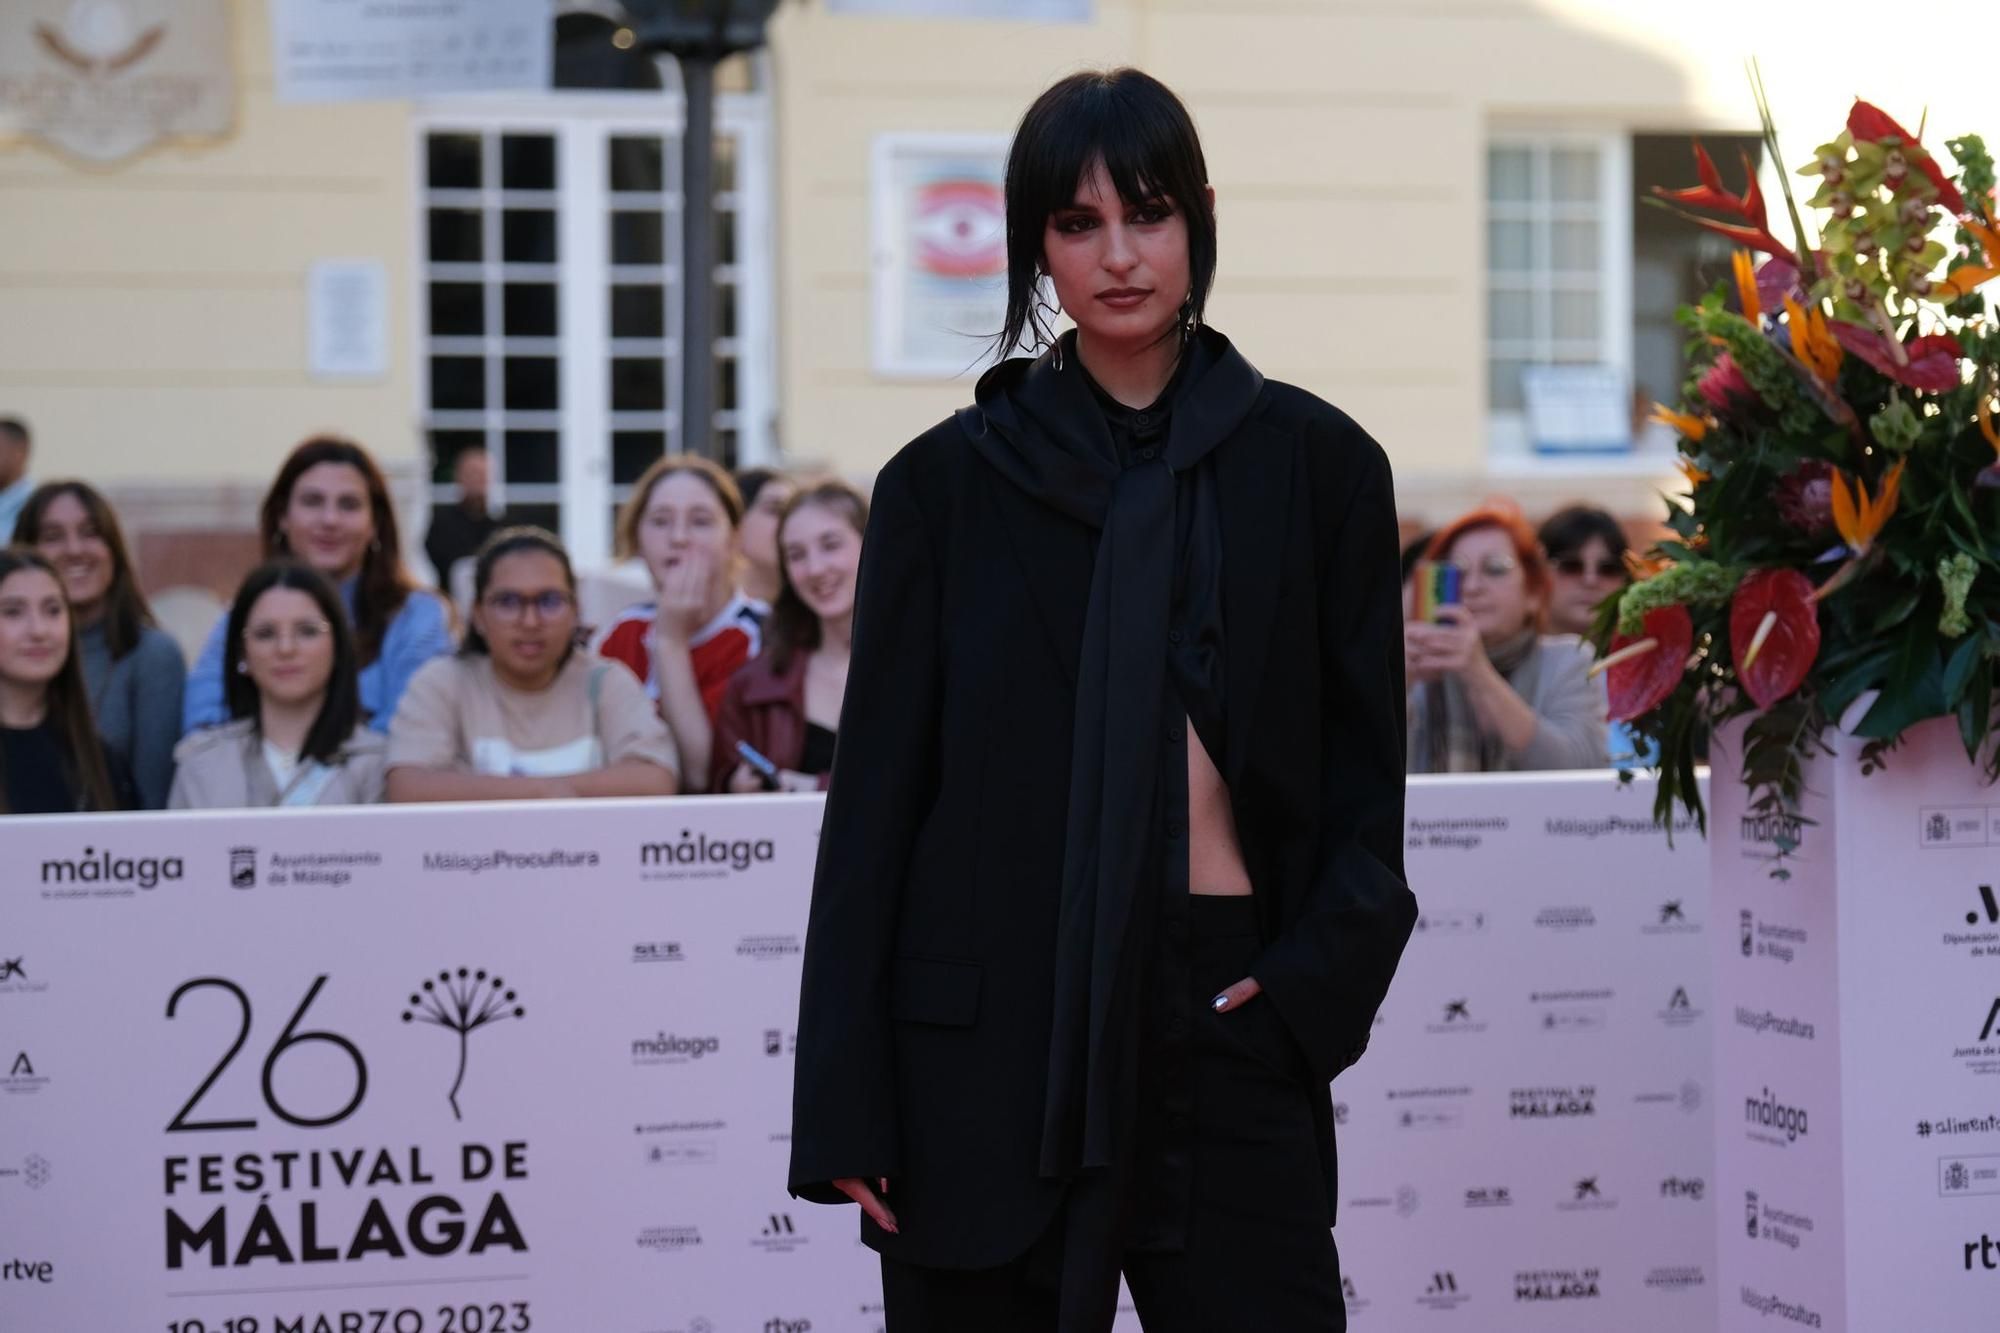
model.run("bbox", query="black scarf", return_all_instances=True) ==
[957,327,1265,1177]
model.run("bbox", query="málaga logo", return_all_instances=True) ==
[640,828,776,881]
[39,845,183,894]
[400,968,524,1121]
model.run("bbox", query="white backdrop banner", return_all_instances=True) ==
[2,776,1716,1332]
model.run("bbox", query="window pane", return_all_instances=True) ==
[501,134,557,191]
[429,430,485,484]
[716,288,738,339]
[612,358,668,411]
[611,212,665,265]
[428,208,482,262]
[429,282,484,336]
[609,136,665,192]
[611,285,666,337]
[714,429,739,470]
[1488,357,1530,412]
[1488,288,1534,341]
[1551,289,1600,341]
[504,430,560,484]
[612,430,667,484]
[1551,220,1599,272]
[715,209,737,266]
[431,356,485,410]
[1550,147,1599,203]
[503,209,558,263]
[505,283,558,337]
[1488,218,1534,272]
[1487,146,1533,203]
[426,133,481,189]
[712,134,738,195]
[718,357,738,411]
[504,356,559,410]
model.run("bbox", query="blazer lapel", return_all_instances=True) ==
[982,466,1093,689]
[1218,415,1295,786]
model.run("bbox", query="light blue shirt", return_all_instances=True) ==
[183,578,453,734]
[0,475,33,541]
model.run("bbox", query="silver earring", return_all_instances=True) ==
[236,660,250,674]
[1053,337,1064,372]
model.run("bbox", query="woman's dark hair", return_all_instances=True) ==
[223,561,361,765]
[13,480,156,661]
[260,436,418,669]
[1399,529,1436,586]
[764,480,870,676]
[1537,504,1630,564]
[0,548,115,813]
[461,527,577,663]
[616,454,745,558]
[1000,68,1217,357]
[734,466,788,513]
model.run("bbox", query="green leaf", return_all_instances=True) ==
[1944,632,1985,702]
[1821,643,1898,718]
[1869,586,1925,635]
[1854,618,1949,739]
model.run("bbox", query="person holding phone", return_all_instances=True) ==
[1403,504,1605,773]
[713,478,867,794]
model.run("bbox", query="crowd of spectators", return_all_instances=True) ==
[0,414,1643,815]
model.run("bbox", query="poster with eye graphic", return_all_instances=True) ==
[870,133,1020,379]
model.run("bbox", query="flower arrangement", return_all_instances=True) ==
[1593,75,2000,832]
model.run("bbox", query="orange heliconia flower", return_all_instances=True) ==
[1677,457,1711,489]
[1651,403,1709,442]
[1783,295,1844,382]
[1732,250,1762,324]
[1830,460,1906,557]
[1934,217,2000,301]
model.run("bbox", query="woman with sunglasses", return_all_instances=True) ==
[385,528,679,802]
[168,563,385,808]
[1404,505,1606,773]
[1537,504,1630,637]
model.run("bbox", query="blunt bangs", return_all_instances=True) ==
[999,68,1216,356]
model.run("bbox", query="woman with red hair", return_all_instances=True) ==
[1404,504,1605,772]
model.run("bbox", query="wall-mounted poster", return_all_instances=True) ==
[871,132,1015,380]
[0,0,235,163]
[271,0,550,104]
[830,0,1092,20]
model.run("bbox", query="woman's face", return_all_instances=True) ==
[739,478,795,577]
[1444,526,1538,645]
[31,492,115,615]
[242,586,335,710]
[780,502,863,626]
[636,471,736,590]
[0,567,69,691]
[279,462,375,581]
[1041,156,1200,352]
[474,550,577,685]
[1546,535,1626,637]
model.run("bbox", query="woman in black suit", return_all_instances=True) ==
[789,68,1416,1333]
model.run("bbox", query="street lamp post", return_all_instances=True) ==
[618,1,781,462]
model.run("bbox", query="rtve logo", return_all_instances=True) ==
[1965,1234,2000,1270]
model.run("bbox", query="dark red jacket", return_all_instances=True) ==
[710,648,832,792]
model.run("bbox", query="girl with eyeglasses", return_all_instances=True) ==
[0,548,126,815]
[168,563,385,808]
[15,480,186,808]
[386,528,679,802]
[183,436,453,736]
[1404,505,1607,773]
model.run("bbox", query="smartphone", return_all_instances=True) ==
[1414,561,1462,622]
[735,740,782,792]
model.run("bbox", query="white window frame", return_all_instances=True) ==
[411,86,775,567]
[1484,129,1643,474]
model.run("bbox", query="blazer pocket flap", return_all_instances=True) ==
[890,956,981,1027]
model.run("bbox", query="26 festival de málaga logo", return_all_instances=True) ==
[158,967,533,1285]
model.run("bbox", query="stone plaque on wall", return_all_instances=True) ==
[0,0,234,163]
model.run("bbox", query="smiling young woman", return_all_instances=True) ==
[15,480,185,808]
[182,437,454,737]
[0,548,121,815]
[787,69,1416,1333]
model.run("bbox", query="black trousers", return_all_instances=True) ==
[880,898,1344,1332]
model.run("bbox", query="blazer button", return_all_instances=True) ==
[1166,819,1185,840]
[1168,629,1183,644]
[1166,724,1183,743]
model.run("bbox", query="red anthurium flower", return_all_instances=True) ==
[1605,605,1694,723]
[1846,99,1969,215]
[1730,569,1821,710]
[1828,322,1964,392]
[1652,142,1795,261]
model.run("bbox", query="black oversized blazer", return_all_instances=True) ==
[788,373,1417,1271]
